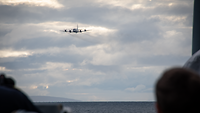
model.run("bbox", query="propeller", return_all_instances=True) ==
[84,29,91,32]
[60,29,68,32]
[78,29,91,32]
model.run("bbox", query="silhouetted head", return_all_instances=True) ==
[5,77,15,88]
[155,67,200,113]
[0,73,15,88]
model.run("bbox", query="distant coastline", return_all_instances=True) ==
[29,96,79,102]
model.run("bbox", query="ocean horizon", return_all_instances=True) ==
[34,101,156,113]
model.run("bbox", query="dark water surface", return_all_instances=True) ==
[38,102,156,113]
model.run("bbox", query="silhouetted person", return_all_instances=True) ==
[155,68,200,113]
[0,73,42,113]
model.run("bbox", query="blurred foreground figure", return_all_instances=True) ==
[155,68,200,113]
[0,73,41,113]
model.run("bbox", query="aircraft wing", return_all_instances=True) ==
[60,29,72,33]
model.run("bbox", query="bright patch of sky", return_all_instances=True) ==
[0,0,63,8]
[0,50,32,58]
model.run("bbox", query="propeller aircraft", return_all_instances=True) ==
[60,25,90,33]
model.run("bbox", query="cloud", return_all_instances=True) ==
[0,0,64,8]
[125,84,146,92]
[0,49,32,58]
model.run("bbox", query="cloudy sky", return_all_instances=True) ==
[0,0,194,101]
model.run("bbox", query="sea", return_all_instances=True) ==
[36,102,156,113]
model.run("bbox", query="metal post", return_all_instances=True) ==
[192,0,200,55]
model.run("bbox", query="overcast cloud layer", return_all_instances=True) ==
[0,0,194,101]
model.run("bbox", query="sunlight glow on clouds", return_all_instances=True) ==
[43,29,60,34]
[168,3,173,7]
[131,4,144,10]
[0,50,32,58]
[97,0,134,9]
[67,79,78,83]
[87,26,117,36]
[0,0,63,8]
[0,66,5,70]
[0,66,11,72]
[45,85,49,89]
[30,85,38,89]
[24,86,49,96]
[96,0,154,10]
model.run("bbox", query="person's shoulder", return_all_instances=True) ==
[0,86,26,100]
[0,85,18,94]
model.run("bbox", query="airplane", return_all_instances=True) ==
[60,25,90,33]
